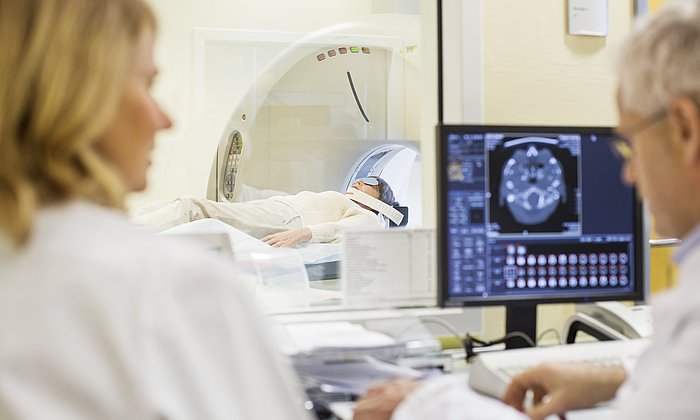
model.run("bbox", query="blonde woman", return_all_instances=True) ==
[0,0,310,418]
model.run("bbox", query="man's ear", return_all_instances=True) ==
[669,96,700,166]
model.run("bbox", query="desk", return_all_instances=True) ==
[327,361,616,420]
[275,313,621,419]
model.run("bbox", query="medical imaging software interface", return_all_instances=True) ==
[444,128,638,301]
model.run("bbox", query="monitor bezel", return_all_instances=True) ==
[436,124,646,308]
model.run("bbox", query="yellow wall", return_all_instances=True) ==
[650,247,677,293]
[479,0,635,340]
[482,1,632,126]
[647,0,679,294]
[476,1,681,341]
[650,0,669,10]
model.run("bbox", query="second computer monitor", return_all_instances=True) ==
[437,125,645,312]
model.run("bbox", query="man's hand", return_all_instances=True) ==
[502,362,626,420]
[353,379,421,420]
[262,227,312,247]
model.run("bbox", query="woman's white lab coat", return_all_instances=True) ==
[0,201,311,420]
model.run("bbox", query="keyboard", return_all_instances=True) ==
[469,338,650,398]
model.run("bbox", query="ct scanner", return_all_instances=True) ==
[205,14,423,226]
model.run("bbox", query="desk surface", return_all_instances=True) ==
[330,401,613,420]
[328,365,615,420]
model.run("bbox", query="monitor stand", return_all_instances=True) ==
[505,303,537,349]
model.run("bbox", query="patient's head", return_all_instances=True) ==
[350,177,398,206]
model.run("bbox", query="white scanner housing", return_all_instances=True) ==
[206,15,422,225]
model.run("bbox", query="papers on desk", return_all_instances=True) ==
[275,321,403,358]
[274,319,444,416]
[280,322,433,410]
[297,356,425,396]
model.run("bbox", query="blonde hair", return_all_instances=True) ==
[0,0,156,246]
[617,0,700,114]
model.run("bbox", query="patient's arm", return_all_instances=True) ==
[306,209,381,243]
[262,227,312,248]
[130,198,200,232]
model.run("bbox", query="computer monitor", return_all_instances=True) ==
[437,125,646,348]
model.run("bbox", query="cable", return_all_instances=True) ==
[395,317,465,345]
[392,317,544,363]
[418,317,466,346]
[393,316,469,356]
[463,331,537,361]
[397,317,540,362]
[502,331,536,348]
[536,328,562,345]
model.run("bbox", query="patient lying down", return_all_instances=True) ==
[131,177,402,247]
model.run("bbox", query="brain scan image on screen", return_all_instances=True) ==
[487,136,580,236]
[499,145,566,225]
[447,161,465,182]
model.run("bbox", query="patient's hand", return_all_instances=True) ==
[353,379,421,420]
[262,227,312,247]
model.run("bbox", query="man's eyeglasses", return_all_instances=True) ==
[356,177,379,186]
[610,108,667,161]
